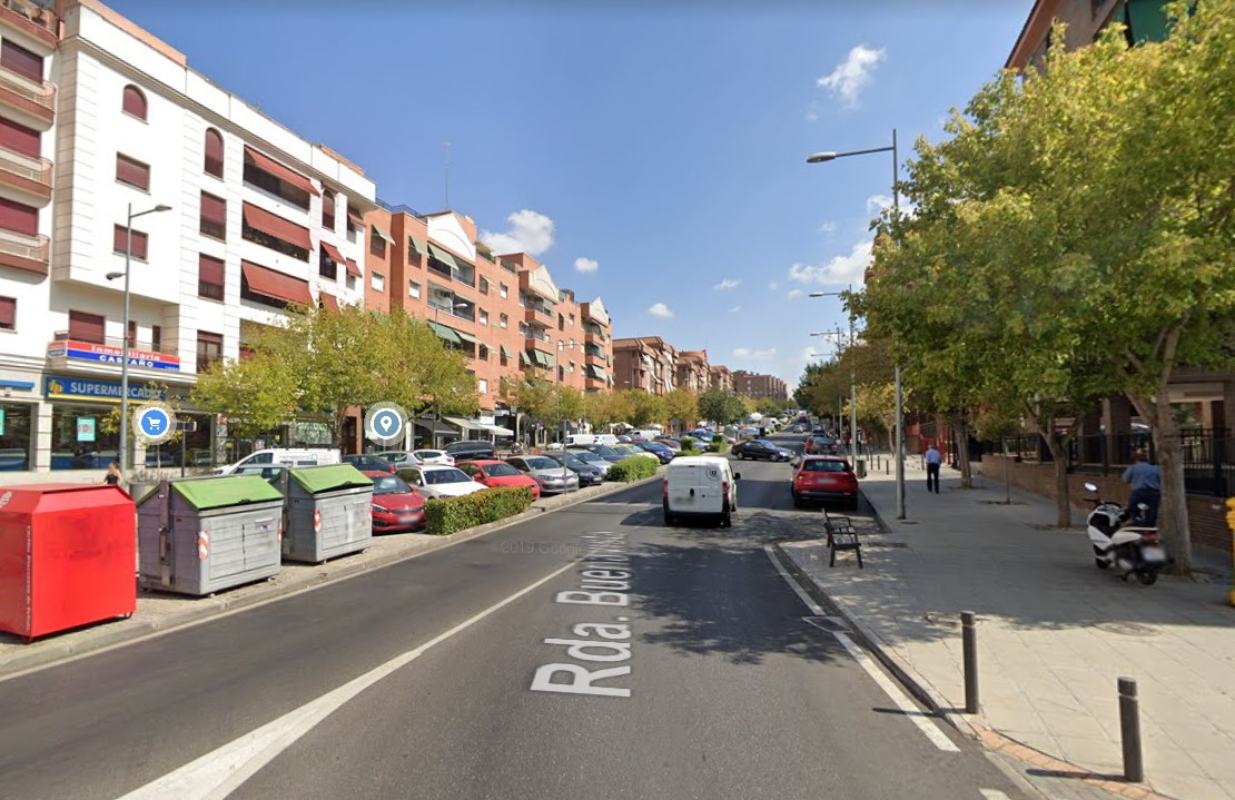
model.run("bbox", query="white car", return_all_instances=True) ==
[663,455,740,527]
[413,449,455,466]
[395,465,486,499]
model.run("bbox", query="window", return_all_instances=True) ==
[241,203,310,261]
[204,128,224,178]
[242,149,311,211]
[409,281,421,299]
[0,197,37,236]
[322,190,335,229]
[318,246,338,280]
[499,313,508,329]
[122,85,147,121]
[370,227,385,257]
[558,313,565,331]
[68,310,105,344]
[371,272,384,292]
[478,344,489,360]
[558,366,565,381]
[1,40,42,82]
[116,153,150,191]
[198,254,225,300]
[478,309,488,326]
[113,225,149,260]
[197,331,223,373]
[518,322,527,336]
[478,378,488,395]
[152,325,162,352]
[127,320,137,348]
[0,296,15,330]
[499,349,508,367]
[499,283,509,299]
[0,116,39,158]
[570,361,576,372]
[479,277,489,295]
[200,192,226,240]
[570,314,576,325]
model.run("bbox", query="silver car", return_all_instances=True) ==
[566,449,614,477]
[506,455,580,494]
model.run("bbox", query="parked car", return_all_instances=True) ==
[616,435,633,443]
[506,455,580,494]
[636,441,675,464]
[445,440,496,461]
[612,444,658,462]
[791,455,859,509]
[804,435,839,456]
[582,444,626,463]
[457,459,541,499]
[395,465,486,499]
[214,447,340,475]
[233,463,290,481]
[566,450,615,477]
[375,450,420,466]
[343,454,396,473]
[655,436,682,452]
[362,471,426,532]
[413,449,455,466]
[543,452,606,486]
[732,439,793,462]
[663,455,740,527]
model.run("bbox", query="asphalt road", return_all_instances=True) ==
[0,434,1027,800]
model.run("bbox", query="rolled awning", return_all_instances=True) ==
[531,350,553,368]
[372,224,394,245]
[320,241,346,264]
[242,203,311,251]
[319,292,339,311]
[427,243,458,270]
[244,146,319,196]
[454,329,478,345]
[443,416,485,433]
[347,207,363,228]
[344,258,361,278]
[409,236,427,255]
[488,425,515,436]
[428,321,461,345]
[499,344,512,359]
[587,364,607,380]
[241,261,313,306]
[519,350,532,366]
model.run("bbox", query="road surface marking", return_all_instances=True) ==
[763,544,960,754]
[979,790,1010,800]
[115,558,582,800]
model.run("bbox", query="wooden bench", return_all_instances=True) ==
[823,511,863,569]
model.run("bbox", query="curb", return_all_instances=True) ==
[771,542,1180,800]
[0,470,664,681]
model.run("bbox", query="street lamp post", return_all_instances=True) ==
[105,202,171,479]
[806,128,904,519]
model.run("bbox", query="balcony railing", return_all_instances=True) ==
[52,331,180,357]
[0,144,51,194]
[0,228,47,270]
[428,302,476,323]
[0,61,55,118]
[0,0,58,44]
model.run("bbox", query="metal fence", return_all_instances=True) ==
[992,428,1234,497]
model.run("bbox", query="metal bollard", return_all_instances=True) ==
[962,611,979,714]
[1119,677,1144,782]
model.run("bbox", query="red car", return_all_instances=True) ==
[791,455,859,509]
[457,459,541,500]
[363,471,426,532]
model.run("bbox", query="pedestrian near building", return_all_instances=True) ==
[104,461,122,487]
[1122,450,1161,525]
[925,443,942,494]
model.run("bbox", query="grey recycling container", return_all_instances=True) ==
[138,475,284,596]
[277,464,373,563]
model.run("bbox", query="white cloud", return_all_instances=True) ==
[574,257,599,273]
[787,239,874,287]
[733,347,777,360]
[819,220,838,235]
[729,305,742,314]
[768,280,779,290]
[479,209,555,256]
[817,44,886,107]
[647,302,674,319]
[805,110,820,122]
[786,288,803,300]
[866,194,893,216]
[713,278,740,291]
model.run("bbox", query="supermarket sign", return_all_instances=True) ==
[46,339,180,371]
[44,376,167,404]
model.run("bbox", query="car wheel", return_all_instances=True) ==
[720,507,732,528]
[792,491,802,509]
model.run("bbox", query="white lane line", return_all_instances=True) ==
[762,544,960,754]
[979,790,1011,800]
[116,558,582,800]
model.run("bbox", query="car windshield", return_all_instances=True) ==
[803,460,848,472]
[372,476,412,494]
[484,463,520,477]
[755,440,776,448]
[416,451,444,459]
[425,469,468,484]
[591,446,620,457]
[523,457,559,470]
[562,456,590,470]
[574,452,605,463]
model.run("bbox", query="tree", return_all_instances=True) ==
[664,388,698,433]
[628,390,666,428]
[501,377,557,436]
[698,388,745,426]
[193,354,300,441]
[554,386,586,430]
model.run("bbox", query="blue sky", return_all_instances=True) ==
[109,0,1029,387]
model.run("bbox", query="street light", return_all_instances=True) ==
[106,201,171,479]
[807,128,905,519]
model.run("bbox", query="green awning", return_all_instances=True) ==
[372,224,394,245]
[531,349,553,368]
[587,364,607,380]
[454,328,478,345]
[172,475,283,510]
[519,350,532,366]
[500,344,512,359]
[429,321,462,345]
[428,243,458,270]
[291,464,372,494]
[409,236,427,255]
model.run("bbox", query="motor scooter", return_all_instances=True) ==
[1082,481,1168,585]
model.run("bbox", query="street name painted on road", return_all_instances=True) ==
[530,531,634,698]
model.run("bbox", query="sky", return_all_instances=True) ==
[108,0,1030,388]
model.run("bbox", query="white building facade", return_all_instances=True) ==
[0,0,375,474]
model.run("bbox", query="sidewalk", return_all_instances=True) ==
[781,464,1235,800]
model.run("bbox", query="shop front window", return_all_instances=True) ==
[51,404,120,470]
[0,402,32,471]
[144,413,215,468]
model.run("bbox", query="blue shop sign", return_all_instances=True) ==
[44,376,167,404]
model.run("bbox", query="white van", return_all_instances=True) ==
[594,433,619,446]
[563,433,596,447]
[663,455,740,527]
[214,448,340,475]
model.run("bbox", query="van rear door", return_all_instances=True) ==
[668,462,724,514]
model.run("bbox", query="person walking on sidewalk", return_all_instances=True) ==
[1122,450,1161,525]
[925,443,942,494]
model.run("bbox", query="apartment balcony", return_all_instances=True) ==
[584,349,607,366]
[0,144,51,203]
[524,304,554,325]
[585,376,607,391]
[0,228,46,275]
[0,0,59,49]
[584,328,606,344]
[0,62,54,127]
[47,332,183,376]
[524,331,552,352]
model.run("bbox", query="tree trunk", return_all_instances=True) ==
[952,413,973,488]
[1038,434,1072,528]
[1151,404,1192,574]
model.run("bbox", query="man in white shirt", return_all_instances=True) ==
[925,444,942,494]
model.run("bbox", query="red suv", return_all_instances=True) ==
[363,471,426,532]
[791,455,858,509]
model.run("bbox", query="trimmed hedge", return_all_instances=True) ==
[680,438,697,453]
[424,486,535,536]
[607,455,658,482]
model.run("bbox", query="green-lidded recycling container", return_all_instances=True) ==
[138,476,284,596]
[277,465,373,563]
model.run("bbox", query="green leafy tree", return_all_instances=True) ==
[664,388,698,433]
[628,390,667,428]
[698,388,746,426]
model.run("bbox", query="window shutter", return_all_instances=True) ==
[0,197,37,236]
[0,116,39,158]
[114,225,148,260]
[204,129,224,177]
[0,296,15,329]
[122,85,147,120]
[116,154,150,190]
[1,41,42,82]
[68,310,105,344]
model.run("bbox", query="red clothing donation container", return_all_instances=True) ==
[0,484,136,641]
